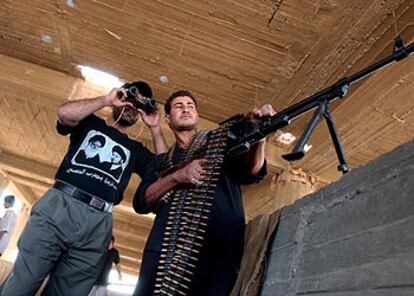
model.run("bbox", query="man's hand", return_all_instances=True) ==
[103,88,133,108]
[248,104,276,119]
[139,108,161,130]
[173,159,207,185]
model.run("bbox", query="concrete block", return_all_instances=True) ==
[260,141,414,296]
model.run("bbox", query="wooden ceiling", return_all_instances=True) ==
[0,0,413,275]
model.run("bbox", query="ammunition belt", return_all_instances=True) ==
[154,119,236,295]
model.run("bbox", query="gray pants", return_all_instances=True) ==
[1,188,113,296]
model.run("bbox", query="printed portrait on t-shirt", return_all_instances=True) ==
[72,130,130,183]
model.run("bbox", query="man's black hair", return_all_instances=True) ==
[4,195,15,206]
[88,135,106,147]
[112,145,126,163]
[164,90,198,115]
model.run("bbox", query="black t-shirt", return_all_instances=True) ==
[55,114,154,204]
[96,248,120,285]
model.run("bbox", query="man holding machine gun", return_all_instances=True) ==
[133,90,276,295]
[1,81,167,296]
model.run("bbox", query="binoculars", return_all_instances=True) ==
[123,81,157,113]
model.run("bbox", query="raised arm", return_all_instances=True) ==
[57,88,132,127]
[139,109,168,154]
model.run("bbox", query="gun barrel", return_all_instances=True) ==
[268,42,414,124]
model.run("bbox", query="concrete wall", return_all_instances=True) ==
[261,140,414,296]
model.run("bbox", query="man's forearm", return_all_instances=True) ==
[247,139,266,175]
[142,159,204,206]
[144,172,180,205]
[150,127,168,154]
[244,103,274,174]
[57,96,108,127]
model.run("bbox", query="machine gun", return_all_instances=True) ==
[226,36,414,174]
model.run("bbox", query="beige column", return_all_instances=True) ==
[243,169,319,221]
[270,168,319,210]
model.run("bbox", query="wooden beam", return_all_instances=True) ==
[0,54,77,109]
[113,203,138,216]
[5,172,50,193]
[0,149,55,185]
[116,245,144,261]
[118,257,141,273]
[113,204,157,235]
[113,225,149,249]
[113,210,154,227]
[120,264,140,276]
[55,0,77,76]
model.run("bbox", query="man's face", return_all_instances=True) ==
[166,96,199,132]
[112,105,140,127]
[111,151,123,165]
[89,140,103,150]
[85,140,103,157]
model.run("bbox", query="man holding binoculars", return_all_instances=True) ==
[0,81,166,296]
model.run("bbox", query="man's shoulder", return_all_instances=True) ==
[58,114,103,135]
[1,209,17,223]
[86,114,105,125]
[77,114,107,129]
[5,209,16,216]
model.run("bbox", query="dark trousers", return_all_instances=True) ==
[0,188,112,296]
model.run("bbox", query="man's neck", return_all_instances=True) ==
[106,116,129,134]
[175,130,195,149]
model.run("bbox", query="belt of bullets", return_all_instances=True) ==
[153,119,236,295]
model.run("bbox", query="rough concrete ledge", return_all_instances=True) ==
[261,140,414,296]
